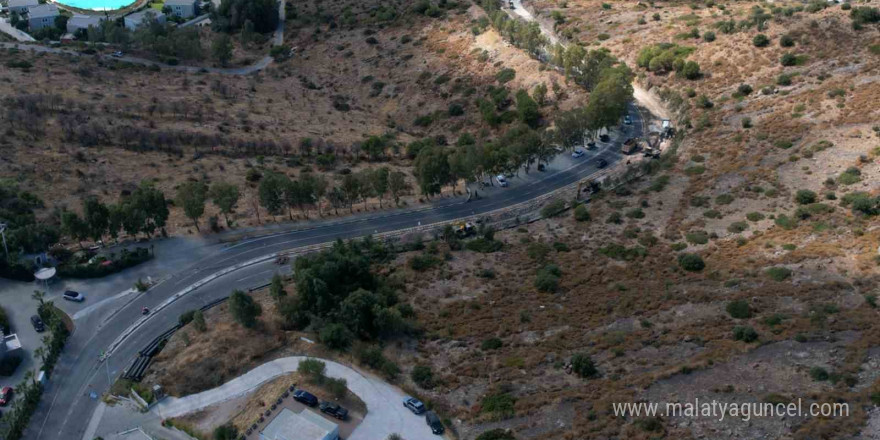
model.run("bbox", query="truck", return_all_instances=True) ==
[454,222,477,238]
[643,132,662,158]
[621,138,639,155]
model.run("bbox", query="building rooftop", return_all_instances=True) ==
[27,3,58,18]
[164,0,196,6]
[69,14,104,25]
[126,9,164,22]
[9,0,39,8]
[3,333,22,352]
[261,409,337,440]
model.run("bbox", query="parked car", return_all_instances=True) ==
[0,387,12,406]
[319,402,349,420]
[571,148,585,158]
[599,134,610,142]
[624,115,633,125]
[403,396,426,415]
[586,141,597,149]
[596,158,608,168]
[495,175,508,187]
[30,315,45,333]
[293,390,318,406]
[425,410,444,435]
[62,290,85,302]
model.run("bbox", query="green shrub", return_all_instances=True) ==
[495,68,516,84]
[727,221,748,233]
[411,365,435,389]
[671,242,688,251]
[178,310,196,326]
[319,323,354,350]
[766,266,792,281]
[541,199,567,218]
[774,214,797,230]
[733,326,758,342]
[572,353,598,378]
[481,392,516,419]
[573,204,591,221]
[481,337,503,350]
[703,209,721,218]
[837,167,861,185]
[795,190,817,204]
[752,34,770,47]
[213,424,239,440]
[678,253,705,271]
[685,231,709,245]
[466,238,503,253]
[716,193,734,205]
[535,264,562,292]
[598,244,647,261]
[780,34,795,47]
[726,300,752,319]
[476,429,516,440]
[810,366,829,381]
[626,208,645,219]
[409,253,442,271]
[746,212,765,221]
[703,31,716,42]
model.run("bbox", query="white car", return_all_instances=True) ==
[111,51,124,58]
[63,290,85,302]
[623,115,633,125]
[496,175,508,187]
[572,148,585,158]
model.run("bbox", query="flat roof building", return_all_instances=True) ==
[260,408,339,440]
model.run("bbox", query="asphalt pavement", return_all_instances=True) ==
[16,106,646,440]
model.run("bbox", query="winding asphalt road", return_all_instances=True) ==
[21,107,646,440]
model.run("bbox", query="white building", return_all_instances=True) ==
[0,331,23,361]
[66,14,104,34]
[164,0,198,18]
[7,0,38,15]
[124,9,166,30]
[260,409,339,440]
[26,3,59,31]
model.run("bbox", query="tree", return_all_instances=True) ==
[192,310,207,332]
[795,189,817,205]
[212,33,233,66]
[122,182,169,238]
[82,196,109,243]
[753,34,770,47]
[269,272,286,301]
[340,288,380,339]
[319,323,353,350]
[369,167,390,208]
[388,171,408,206]
[61,211,88,249]
[362,136,386,161]
[678,253,705,271]
[413,146,451,197]
[209,182,240,228]
[213,424,238,440]
[228,290,262,328]
[532,82,548,106]
[340,174,361,211]
[259,172,287,220]
[515,89,540,128]
[411,365,434,389]
[680,61,701,80]
[176,181,208,231]
[214,0,279,33]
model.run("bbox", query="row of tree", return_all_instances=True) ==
[60,182,169,247]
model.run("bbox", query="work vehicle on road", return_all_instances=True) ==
[30,315,45,332]
[571,148,585,158]
[293,390,318,406]
[454,222,476,238]
[425,410,444,435]
[495,175,508,187]
[319,401,349,420]
[403,396,426,414]
[0,387,12,406]
[621,138,639,155]
[63,290,85,302]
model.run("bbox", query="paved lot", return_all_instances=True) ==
[156,357,439,440]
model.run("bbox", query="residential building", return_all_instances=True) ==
[259,408,339,440]
[7,0,38,15]
[66,14,104,35]
[0,331,23,362]
[26,3,59,31]
[164,0,198,18]
[124,9,166,30]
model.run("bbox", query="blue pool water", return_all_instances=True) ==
[55,0,135,10]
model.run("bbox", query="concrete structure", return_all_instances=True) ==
[260,409,338,440]
[7,0,38,15]
[124,9,165,30]
[1,331,23,360]
[26,3,58,31]
[66,14,104,34]
[164,0,198,18]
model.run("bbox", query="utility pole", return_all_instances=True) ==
[0,222,8,260]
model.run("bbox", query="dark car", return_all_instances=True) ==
[586,141,597,149]
[293,390,318,407]
[425,410,444,435]
[319,401,349,420]
[62,290,85,302]
[596,158,608,168]
[599,134,610,142]
[403,396,426,415]
[30,315,45,333]
[0,387,12,406]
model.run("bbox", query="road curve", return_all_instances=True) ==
[156,356,436,440]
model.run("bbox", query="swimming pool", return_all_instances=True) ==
[54,0,135,10]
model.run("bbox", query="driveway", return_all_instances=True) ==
[155,357,438,440]
[0,18,36,42]
[0,279,44,393]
